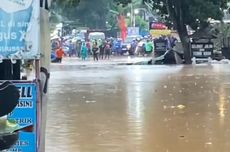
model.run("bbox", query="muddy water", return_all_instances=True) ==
[46,64,230,152]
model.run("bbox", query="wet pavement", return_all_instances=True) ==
[46,63,230,152]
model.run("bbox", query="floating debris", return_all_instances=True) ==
[85,100,96,103]
[177,105,186,109]
[179,135,185,138]
[171,106,176,109]
[205,142,212,145]
[163,118,168,122]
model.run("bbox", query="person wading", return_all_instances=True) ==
[86,40,91,57]
[92,43,99,61]
[81,42,87,61]
[104,41,111,59]
[99,41,105,59]
[55,47,65,63]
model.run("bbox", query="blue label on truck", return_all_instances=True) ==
[7,83,37,152]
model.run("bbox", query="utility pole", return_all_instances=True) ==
[131,3,134,27]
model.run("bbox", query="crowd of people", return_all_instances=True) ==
[51,38,113,63]
[51,35,178,63]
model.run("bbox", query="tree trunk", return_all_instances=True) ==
[166,0,192,64]
[177,25,191,64]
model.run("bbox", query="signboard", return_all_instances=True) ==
[191,42,214,58]
[0,0,40,59]
[150,30,171,37]
[154,39,168,56]
[154,39,168,52]
[149,22,167,30]
[7,82,37,152]
[127,27,139,36]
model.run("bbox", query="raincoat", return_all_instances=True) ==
[145,41,153,53]
[81,43,87,60]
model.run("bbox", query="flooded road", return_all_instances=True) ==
[46,64,230,152]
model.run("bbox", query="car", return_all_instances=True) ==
[121,35,142,55]
[88,32,105,40]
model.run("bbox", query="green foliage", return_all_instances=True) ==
[136,16,148,30]
[51,0,115,29]
[114,0,132,6]
[50,0,230,63]
[126,16,148,30]
[50,0,80,23]
[139,0,228,63]
[50,0,147,31]
[52,0,80,7]
[144,0,228,29]
[116,0,229,31]
[211,23,230,50]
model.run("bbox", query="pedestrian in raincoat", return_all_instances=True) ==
[81,42,87,60]
[99,41,105,59]
[145,39,154,55]
[86,40,91,56]
[55,47,65,63]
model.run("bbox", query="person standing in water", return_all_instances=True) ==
[104,41,111,59]
[55,47,65,63]
[81,42,87,60]
[92,43,99,61]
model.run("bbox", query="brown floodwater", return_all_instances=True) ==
[46,64,230,152]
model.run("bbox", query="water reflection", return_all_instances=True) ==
[218,86,226,125]
[46,64,230,152]
[126,70,144,145]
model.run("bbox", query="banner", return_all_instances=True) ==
[0,0,40,59]
[117,15,127,41]
[127,27,139,36]
[7,82,37,152]
[149,22,167,30]
[150,30,171,38]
